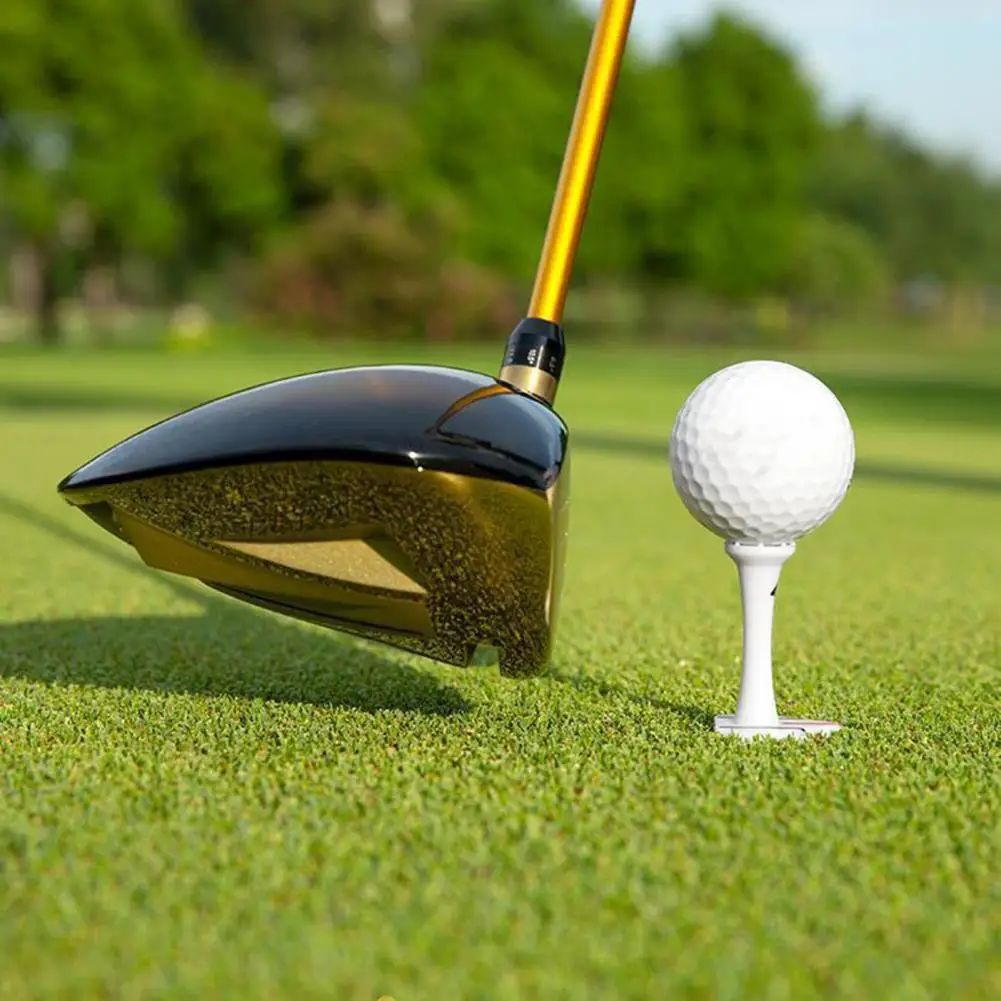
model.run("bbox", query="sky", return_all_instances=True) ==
[582,0,1001,174]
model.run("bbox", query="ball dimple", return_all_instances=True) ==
[668,360,855,544]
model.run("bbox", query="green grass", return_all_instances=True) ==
[0,342,999,1000]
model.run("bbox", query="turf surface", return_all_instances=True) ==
[1,344,999,1000]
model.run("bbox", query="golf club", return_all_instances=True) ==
[57,0,638,678]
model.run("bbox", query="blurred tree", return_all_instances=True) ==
[0,0,284,342]
[413,0,593,283]
[781,213,890,313]
[667,13,821,299]
[301,93,456,220]
[411,0,690,288]
[183,0,385,95]
[168,62,286,283]
[577,58,689,283]
[812,113,1001,287]
[252,71,520,340]
[181,0,428,220]
[253,197,519,341]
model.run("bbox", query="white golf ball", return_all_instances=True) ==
[669,360,855,544]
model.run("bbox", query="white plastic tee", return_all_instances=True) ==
[714,541,841,741]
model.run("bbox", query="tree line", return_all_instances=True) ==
[2,0,1000,343]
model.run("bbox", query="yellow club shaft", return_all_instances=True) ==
[528,0,637,324]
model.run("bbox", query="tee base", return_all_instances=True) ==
[714,715,842,741]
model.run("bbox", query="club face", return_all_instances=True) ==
[58,365,570,677]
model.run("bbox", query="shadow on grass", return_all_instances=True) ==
[0,385,196,413]
[6,364,1001,425]
[548,669,716,731]
[0,493,470,717]
[7,378,1001,497]
[0,614,470,716]
[814,370,1001,431]
[574,432,1001,496]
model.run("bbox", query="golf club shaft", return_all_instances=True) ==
[500,0,636,405]
[530,0,636,323]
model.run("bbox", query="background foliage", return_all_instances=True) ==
[2,0,1001,344]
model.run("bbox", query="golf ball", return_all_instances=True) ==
[669,360,855,544]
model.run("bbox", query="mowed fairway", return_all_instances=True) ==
[0,343,999,1000]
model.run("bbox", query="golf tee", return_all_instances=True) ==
[725,541,796,728]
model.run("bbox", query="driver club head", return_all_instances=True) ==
[57,358,570,678]
[56,0,637,679]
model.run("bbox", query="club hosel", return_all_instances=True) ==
[499,317,566,407]
[726,541,796,728]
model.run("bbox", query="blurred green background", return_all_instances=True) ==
[2,0,1001,353]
